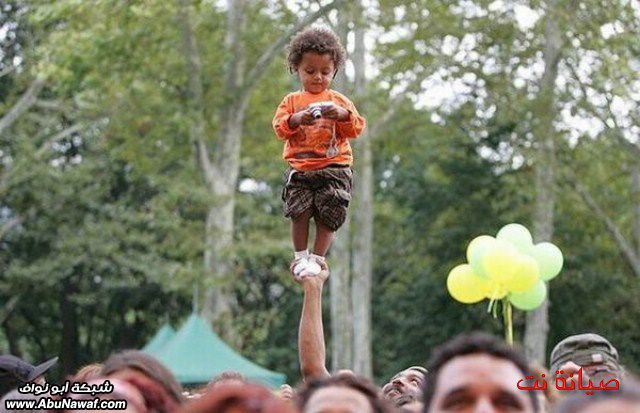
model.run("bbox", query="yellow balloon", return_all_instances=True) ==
[447,264,487,304]
[482,240,519,284]
[506,254,540,293]
[484,281,508,299]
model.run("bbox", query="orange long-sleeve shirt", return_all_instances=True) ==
[272,89,366,171]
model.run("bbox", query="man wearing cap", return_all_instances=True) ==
[0,355,58,398]
[549,333,622,392]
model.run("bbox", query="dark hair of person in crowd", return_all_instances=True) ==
[297,374,395,413]
[56,377,147,413]
[422,332,539,412]
[208,371,246,389]
[177,382,296,413]
[71,363,103,383]
[553,375,640,413]
[286,26,346,76]
[101,350,184,412]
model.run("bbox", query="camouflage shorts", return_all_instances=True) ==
[282,165,353,231]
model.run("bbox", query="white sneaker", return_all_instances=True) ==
[302,257,322,276]
[293,257,310,276]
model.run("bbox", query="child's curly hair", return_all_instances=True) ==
[287,26,346,75]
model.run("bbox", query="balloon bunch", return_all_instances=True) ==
[446,223,564,344]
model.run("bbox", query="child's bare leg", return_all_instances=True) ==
[313,220,336,257]
[291,209,313,251]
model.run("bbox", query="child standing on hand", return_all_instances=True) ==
[272,26,366,277]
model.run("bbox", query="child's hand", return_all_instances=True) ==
[321,103,350,121]
[289,109,316,129]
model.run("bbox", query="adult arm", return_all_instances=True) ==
[295,266,331,381]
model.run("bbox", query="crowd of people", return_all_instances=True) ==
[1,265,639,413]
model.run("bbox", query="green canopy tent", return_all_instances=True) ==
[142,324,176,354]
[144,313,286,389]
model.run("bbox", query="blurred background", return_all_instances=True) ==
[1,0,639,385]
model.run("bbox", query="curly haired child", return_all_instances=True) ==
[272,26,366,277]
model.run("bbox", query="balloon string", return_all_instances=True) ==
[503,298,513,346]
[487,295,495,314]
[487,285,499,317]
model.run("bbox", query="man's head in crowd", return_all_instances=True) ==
[177,382,296,413]
[208,371,246,390]
[553,376,640,413]
[71,363,103,383]
[61,377,147,413]
[550,333,621,383]
[298,373,395,413]
[381,366,427,407]
[101,350,184,413]
[422,332,538,413]
[0,355,58,398]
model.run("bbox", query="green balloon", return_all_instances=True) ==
[509,280,547,311]
[468,236,495,279]
[496,223,533,254]
[531,242,563,281]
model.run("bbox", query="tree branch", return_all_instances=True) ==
[569,175,640,277]
[633,158,640,256]
[0,76,46,136]
[0,65,16,79]
[566,61,640,157]
[369,75,425,140]
[240,0,346,104]
[369,101,400,140]
[35,123,85,158]
[0,122,98,198]
[34,99,70,113]
[178,0,218,190]
[0,296,20,326]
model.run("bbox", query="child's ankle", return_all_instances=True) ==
[294,249,309,260]
[309,253,325,264]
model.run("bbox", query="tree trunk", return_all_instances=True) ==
[330,217,354,371]
[350,4,373,378]
[633,158,640,256]
[202,122,241,328]
[328,9,354,373]
[0,297,20,355]
[1,319,22,356]
[0,296,19,326]
[525,0,562,364]
[198,0,246,334]
[60,279,79,376]
[178,0,244,336]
